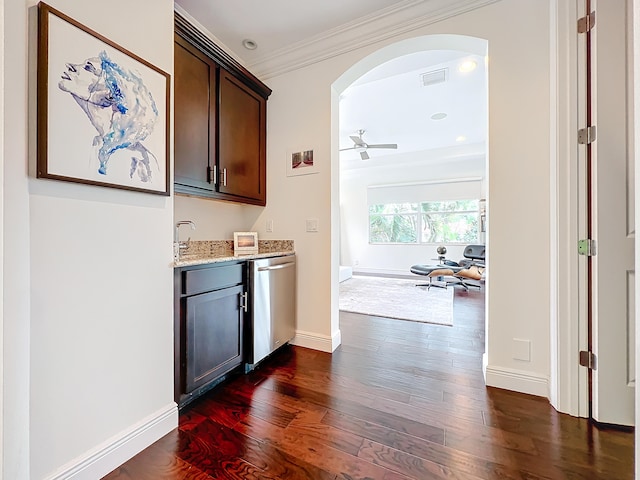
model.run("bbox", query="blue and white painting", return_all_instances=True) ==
[58,51,159,182]
[43,11,168,194]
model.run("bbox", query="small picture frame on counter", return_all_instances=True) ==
[234,232,259,255]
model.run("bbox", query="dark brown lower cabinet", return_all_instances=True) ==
[175,262,246,408]
[185,285,244,392]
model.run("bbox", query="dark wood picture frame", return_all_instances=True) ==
[37,2,171,196]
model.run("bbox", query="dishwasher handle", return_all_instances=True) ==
[257,261,295,272]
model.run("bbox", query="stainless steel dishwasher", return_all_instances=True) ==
[247,255,296,370]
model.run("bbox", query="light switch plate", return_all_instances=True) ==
[266,219,273,232]
[306,218,319,232]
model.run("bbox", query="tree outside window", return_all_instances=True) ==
[369,203,418,243]
[369,200,479,244]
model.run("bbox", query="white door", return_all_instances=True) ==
[591,0,635,426]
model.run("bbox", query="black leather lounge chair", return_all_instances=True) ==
[410,244,485,290]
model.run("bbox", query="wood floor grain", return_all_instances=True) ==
[103,286,634,479]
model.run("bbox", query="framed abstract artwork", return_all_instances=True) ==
[37,2,171,195]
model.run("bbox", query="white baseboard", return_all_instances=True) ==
[331,328,342,352]
[291,329,341,353]
[339,265,353,283]
[354,267,414,278]
[482,352,488,378]
[485,364,549,398]
[46,403,178,480]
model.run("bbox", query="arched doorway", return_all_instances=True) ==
[331,34,489,363]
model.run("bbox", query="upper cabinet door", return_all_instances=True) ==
[218,69,266,205]
[174,35,217,193]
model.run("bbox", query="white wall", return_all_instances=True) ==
[257,0,552,390]
[340,152,485,276]
[5,1,34,477]
[174,195,263,240]
[252,68,337,351]
[248,74,335,349]
[480,0,551,393]
[5,1,177,479]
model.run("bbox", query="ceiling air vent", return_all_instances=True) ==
[420,68,448,87]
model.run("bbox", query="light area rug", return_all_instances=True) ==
[339,275,454,326]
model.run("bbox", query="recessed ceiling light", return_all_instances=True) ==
[431,112,447,121]
[456,135,467,142]
[242,39,258,50]
[459,60,477,73]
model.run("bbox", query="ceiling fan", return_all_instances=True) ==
[339,129,398,160]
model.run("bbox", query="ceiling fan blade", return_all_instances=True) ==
[360,151,370,160]
[349,135,365,146]
[339,147,356,151]
[367,143,398,149]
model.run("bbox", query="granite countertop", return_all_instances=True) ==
[174,240,294,267]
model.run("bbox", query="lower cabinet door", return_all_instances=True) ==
[185,285,244,393]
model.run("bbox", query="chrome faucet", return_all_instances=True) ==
[174,221,196,259]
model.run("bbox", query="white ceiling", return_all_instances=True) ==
[339,51,487,168]
[174,0,410,65]
[174,1,488,171]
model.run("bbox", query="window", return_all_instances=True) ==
[369,199,479,244]
[369,203,419,243]
[421,200,479,243]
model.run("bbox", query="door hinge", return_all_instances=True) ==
[577,11,596,33]
[579,350,597,370]
[578,125,596,144]
[578,239,596,256]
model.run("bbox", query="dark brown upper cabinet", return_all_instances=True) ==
[174,13,271,206]
[174,35,217,194]
[218,69,266,202]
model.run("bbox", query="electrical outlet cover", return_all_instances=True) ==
[306,218,319,232]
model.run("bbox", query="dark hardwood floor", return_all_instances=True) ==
[104,286,634,479]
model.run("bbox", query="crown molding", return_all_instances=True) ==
[175,10,272,98]
[249,0,500,79]
[173,4,246,68]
